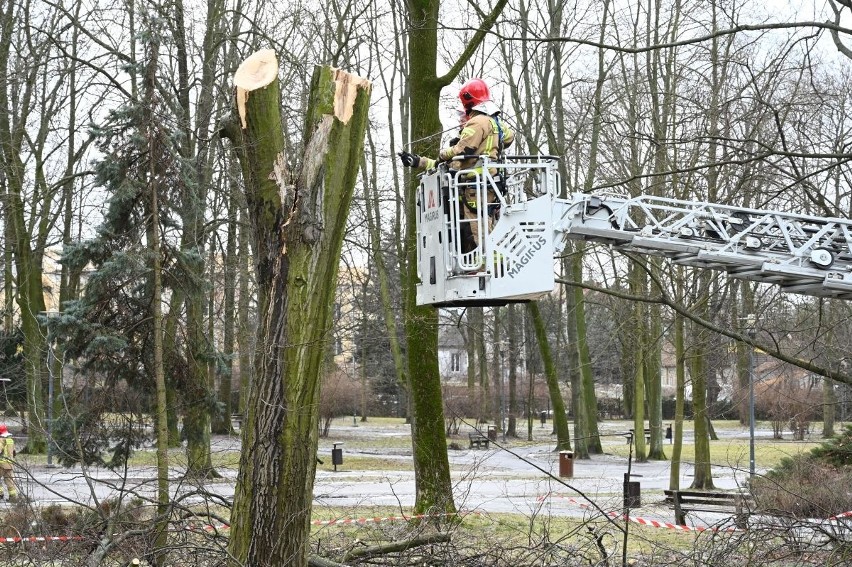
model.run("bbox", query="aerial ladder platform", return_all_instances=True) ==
[415,156,852,307]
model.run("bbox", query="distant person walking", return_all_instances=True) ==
[0,425,19,502]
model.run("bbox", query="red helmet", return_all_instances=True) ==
[459,78,491,110]
[0,425,8,436]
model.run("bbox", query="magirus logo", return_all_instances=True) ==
[507,235,547,277]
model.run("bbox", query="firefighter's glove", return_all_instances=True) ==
[449,137,460,146]
[398,152,420,168]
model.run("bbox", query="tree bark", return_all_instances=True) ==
[689,280,715,489]
[572,248,602,454]
[0,1,47,452]
[237,204,253,418]
[213,183,239,435]
[403,0,507,515]
[142,32,170,566]
[669,308,685,491]
[527,302,571,451]
[645,286,665,460]
[223,52,370,567]
[506,304,518,437]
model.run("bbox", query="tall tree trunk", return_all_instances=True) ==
[469,308,488,422]
[572,248,602,454]
[632,313,647,463]
[669,308,685,491]
[630,263,647,462]
[142,33,171,566]
[689,280,714,489]
[645,291,665,460]
[172,0,226,476]
[2,187,12,332]
[163,291,184,447]
[527,302,570,451]
[564,256,587,458]
[736,281,754,425]
[506,304,518,437]
[492,307,503,432]
[237,205,253,418]
[363,132,408,405]
[403,0,507,515]
[213,185,238,434]
[224,54,370,567]
[0,2,46,452]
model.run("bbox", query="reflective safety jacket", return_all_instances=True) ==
[417,110,514,171]
[0,436,14,469]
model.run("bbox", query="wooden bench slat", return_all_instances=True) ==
[468,432,490,449]
[664,490,751,528]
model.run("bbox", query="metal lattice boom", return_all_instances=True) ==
[556,193,852,300]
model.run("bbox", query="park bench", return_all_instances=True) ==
[626,428,651,444]
[664,489,752,528]
[468,432,490,450]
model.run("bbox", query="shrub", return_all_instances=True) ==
[752,423,852,518]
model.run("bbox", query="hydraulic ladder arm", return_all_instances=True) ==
[414,156,852,306]
[555,191,852,300]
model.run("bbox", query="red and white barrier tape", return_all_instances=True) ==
[8,503,851,544]
[540,493,739,532]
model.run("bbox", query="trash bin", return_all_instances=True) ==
[487,425,497,441]
[559,451,574,478]
[623,480,640,507]
[332,442,344,472]
[540,411,547,425]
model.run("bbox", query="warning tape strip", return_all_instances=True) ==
[314,514,427,526]
[543,493,852,532]
[11,501,849,544]
[540,493,739,532]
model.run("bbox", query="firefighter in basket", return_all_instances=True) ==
[399,78,514,251]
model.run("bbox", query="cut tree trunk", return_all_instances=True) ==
[222,50,370,567]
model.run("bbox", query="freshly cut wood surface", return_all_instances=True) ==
[234,49,278,128]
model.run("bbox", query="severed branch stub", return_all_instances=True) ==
[234,48,279,129]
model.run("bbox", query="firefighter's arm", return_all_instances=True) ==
[503,126,515,149]
[399,152,441,170]
[438,120,484,161]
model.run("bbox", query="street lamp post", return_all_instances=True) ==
[746,314,757,482]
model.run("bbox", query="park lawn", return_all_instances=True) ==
[605,437,820,469]
[308,505,746,559]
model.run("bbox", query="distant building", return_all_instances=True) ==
[438,324,467,382]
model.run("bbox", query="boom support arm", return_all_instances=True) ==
[556,192,852,300]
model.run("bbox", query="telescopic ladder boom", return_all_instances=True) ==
[557,192,852,300]
[414,156,852,306]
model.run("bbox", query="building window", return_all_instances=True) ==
[451,352,461,372]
